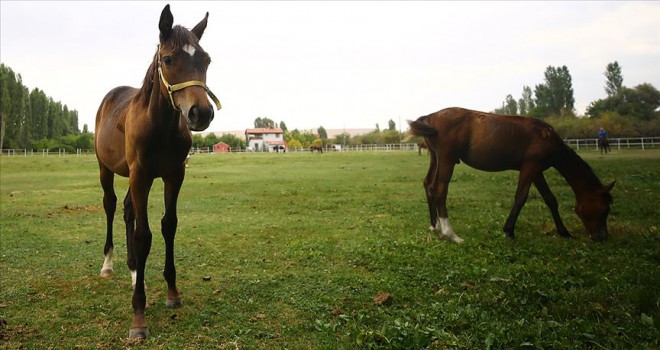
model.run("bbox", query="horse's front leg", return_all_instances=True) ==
[533,173,571,238]
[162,167,185,308]
[503,166,539,239]
[128,171,154,339]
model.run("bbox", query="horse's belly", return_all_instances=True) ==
[462,147,522,171]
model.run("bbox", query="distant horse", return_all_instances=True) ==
[94,5,221,339]
[409,107,614,243]
[310,145,324,153]
[417,140,428,155]
[598,137,611,155]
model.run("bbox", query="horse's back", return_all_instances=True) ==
[95,86,138,177]
[420,107,565,171]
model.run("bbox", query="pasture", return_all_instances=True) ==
[1,150,658,349]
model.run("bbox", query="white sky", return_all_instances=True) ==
[1,1,659,134]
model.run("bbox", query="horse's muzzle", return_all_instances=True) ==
[186,104,213,131]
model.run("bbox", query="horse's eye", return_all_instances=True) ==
[163,56,173,66]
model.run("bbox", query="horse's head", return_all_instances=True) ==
[575,181,615,242]
[156,5,220,131]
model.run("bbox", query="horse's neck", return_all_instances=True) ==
[553,147,602,198]
[146,77,180,131]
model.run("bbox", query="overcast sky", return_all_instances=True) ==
[1,1,659,134]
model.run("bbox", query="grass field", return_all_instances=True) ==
[1,149,659,349]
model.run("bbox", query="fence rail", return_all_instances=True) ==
[2,137,659,156]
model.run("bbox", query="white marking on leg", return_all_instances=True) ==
[182,44,196,57]
[438,217,464,244]
[131,270,137,288]
[131,270,146,290]
[100,248,114,277]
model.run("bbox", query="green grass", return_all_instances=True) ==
[1,149,658,349]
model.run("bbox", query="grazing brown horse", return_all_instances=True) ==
[409,107,614,243]
[94,5,220,339]
[310,145,324,153]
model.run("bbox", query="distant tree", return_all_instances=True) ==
[279,121,288,132]
[254,117,275,128]
[587,83,660,121]
[317,126,328,140]
[531,65,575,118]
[333,132,350,146]
[518,86,534,116]
[219,133,246,150]
[388,119,396,131]
[287,139,302,150]
[604,61,623,97]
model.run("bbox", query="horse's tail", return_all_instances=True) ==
[407,116,438,139]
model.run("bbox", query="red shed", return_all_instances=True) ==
[213,142,230,153]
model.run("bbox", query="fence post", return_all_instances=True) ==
[642,138,645,150]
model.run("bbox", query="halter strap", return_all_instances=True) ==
[157,45,222,111]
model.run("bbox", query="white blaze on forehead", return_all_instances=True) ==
[182,44,196,57]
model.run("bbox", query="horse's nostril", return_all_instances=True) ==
[189,106,199,124]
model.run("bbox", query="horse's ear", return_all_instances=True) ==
[192,12,209,40]
[159,4,174,41]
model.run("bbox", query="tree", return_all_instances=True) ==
[586,83,660,121]
[604,61,623,97]
[254,117,275,128]
[333,132,350,146]
[279,121,288,132]
[388,119,396,131]
[518,86,534,116]
[317,126,328,140]
[531,65,575,118]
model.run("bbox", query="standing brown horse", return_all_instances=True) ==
[310,145,324,153]
[409,107,614,243]
[94,5,220,339]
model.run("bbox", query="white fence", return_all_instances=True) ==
[2,137,659,156]
[564,137,660,151]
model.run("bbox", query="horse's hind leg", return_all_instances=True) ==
[162,170,184,308]
[423,148,439,231]
[533,173,571,238]
[427,150,463,243]
[100,166,117,278]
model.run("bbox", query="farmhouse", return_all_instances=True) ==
[245,127,287,152]
[213,142,230,153]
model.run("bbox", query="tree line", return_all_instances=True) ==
[4,61,659,153]
[493,62,660,137]
[1,63,93,151]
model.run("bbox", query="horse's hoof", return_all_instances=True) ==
[504,232,515,240]
[129,327,149,339]
[166,298,182,308]
[100,269,114,278]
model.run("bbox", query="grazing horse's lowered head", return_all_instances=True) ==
[152,4,221,131]
[575,181,615,242]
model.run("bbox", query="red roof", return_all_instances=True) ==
[245,128,284,134]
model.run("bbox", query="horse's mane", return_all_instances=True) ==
[137,25,200,105]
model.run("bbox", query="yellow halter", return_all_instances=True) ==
[157,45,221,111]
